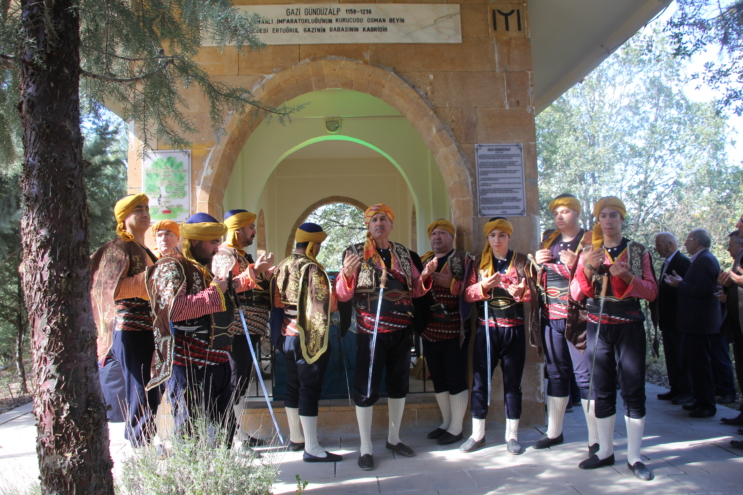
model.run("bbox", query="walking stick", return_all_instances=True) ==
[237,308,285,444]
[366,267,387,399]
[585,274,609,415]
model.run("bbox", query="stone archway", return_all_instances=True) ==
[283,196,367,257]
[196,58,475,251]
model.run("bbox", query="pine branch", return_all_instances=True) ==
[81,59,173,83]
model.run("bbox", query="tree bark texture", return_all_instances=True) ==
[19,0,114,493]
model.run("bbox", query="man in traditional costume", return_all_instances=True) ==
[570,197,658,481]
[718,231,743,429]
[151,220,180,257]
[460,217,531,455]
[420,219,473,446]
[336,203,437,471]
[91,194,159,446]
[531,194,597,453]
[145,213,239,446]
[212,209,274,451]
[271,222,342,463]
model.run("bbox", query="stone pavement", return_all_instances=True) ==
[1,383,741,494]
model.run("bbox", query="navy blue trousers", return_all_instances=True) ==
[584,322,646,419]
[470,324,526,420]
[685,333,716,411]
[541,318,591,398]
[168,360,236,446]
[111,330,161,447]
[354,329,412,407]
[422,333,470,395]
[279,335,330,416]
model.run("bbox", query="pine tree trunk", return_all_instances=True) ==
[18,0,114,493]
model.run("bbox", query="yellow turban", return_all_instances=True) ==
[363,203,395,262]
[114,194,149,242]
[427,219,455,238]
[480,218,513,277]
[592,196,626,249]
[224,210,257,256]
[543,195,582,249]
[151,220,180,239]
[296,227,328,269]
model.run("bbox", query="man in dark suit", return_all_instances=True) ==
[654,232,692,403]
[719,227,743,426]
[665,229,722,418]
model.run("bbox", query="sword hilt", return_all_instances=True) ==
[600,274,608,298]
[380,266,387,289]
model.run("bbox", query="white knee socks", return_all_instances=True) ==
[595,414,616,460]
[286,407,304,444]
[356,405,374,456]
[625,415,645,465]
[448,391,469,436]
[546,396,569,439]
[505,418,519,442]
[387,398,406,445]
[300,415,326,458]
[582,399,599,447]
[435,392,452,431]
[470,417,486,442]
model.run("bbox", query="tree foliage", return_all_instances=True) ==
[306,203,366,272]
[537,28,743,266]
[667,0,743,115]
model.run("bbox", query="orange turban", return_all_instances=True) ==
[543,195,582,249]
[480,218,513,277]
[151,220,180,239]
[592,197,626,249]
[363,204,395,261]
[427,219,455,238]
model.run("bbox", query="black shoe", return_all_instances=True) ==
[427,427,447,440]
[682,402,700,411]
[287,441,305,452]
[579,454,615,470]
[672,394,696,405]
[689,407,716,418]
[506,439,522,455]
[304,451,343,463]
[459,437,485,453]
[730,440,743,449]
[657,391,677,401]
[533,433,564,450]
[235,441,261,458]
[437,431,463,445]
[716,394,737,404]
[565,403,574,413]
[721,412,743,425]
[627,461,654,481]
[588,443,599,456]
[737,428,743,435]
[358,454,374,470]
[572,398,582,407]
[386,441,415,457]
[247,436,265,447]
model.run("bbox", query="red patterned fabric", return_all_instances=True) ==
[173,334,230,366]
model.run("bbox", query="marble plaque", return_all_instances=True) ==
[204,4,461,45]
[476,143,527,217]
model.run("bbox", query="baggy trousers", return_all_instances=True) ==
[111,330,161,447]
[422,332,471,395]
[354,328,412,407]
[279,334,331,416]
[168,360,237,447]
[470,324,526,420]
[584,321,646,419]
[541,318,591,398]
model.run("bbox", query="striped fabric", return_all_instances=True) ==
[478,316,524,328]
[114,298,153,331]
[422,284,461,342]
[173,333,230,366]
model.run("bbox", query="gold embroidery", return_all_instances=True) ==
[312,271,328,301]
